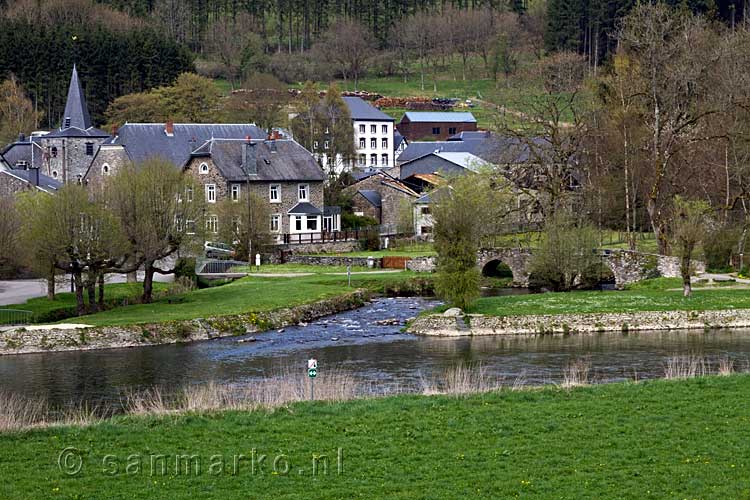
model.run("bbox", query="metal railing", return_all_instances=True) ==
[281,229,379,246]
[0,309,34,326]
[196,259,250,275]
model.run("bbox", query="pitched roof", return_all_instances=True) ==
[397,134,546,164]
[357,189,382,207]
[402,112,477,123]
[191,138,325,182]
[0,163,62,193]
[49,66,109,138]
[107,123,266,168]
[448,130,491,141]
[434,152,491,172]
[343,97,394,122]
[394,130,406,151]
[288,202,323,215]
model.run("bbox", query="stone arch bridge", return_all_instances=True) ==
[476,248,706,289]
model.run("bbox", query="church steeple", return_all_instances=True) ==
[61,65,92,131]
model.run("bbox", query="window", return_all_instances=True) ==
[370,154,377,166]
[313,141,319,150]
[185,220,196,234]
[448,127,457,135]
[358,154,366,166]
[421,206,431,215]
[381,154,388,166]
[185,186,194,202]
[270,214,280,232]
[85,143,94,156]
[382,124,388,134]
[370,125,376,134]
[102,164,110,175]
[15,160,27,168]
[231,184,240,202]
[205,184,216,203]
[359,124,365,134]
[269,184,280,203]
[298,184,309,201]
[370,138,377,149]
[306,217,318,231]
[323,141,329,150]
[421,226,432,234]
[294,216,302,231]
[50,147,58,158]
[382,138,388,149]
[199,163,209,174]
[232,216,241,233]
[432,127,440,135]
[205,215,218,234]
[64,117,71,128]
[51,170,58,179]
[359,138,366,149]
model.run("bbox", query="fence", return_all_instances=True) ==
[382,256,411,269]
[281,229,379,246]
[196,259,249,275]
[0,309,33,326]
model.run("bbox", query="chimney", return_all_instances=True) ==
[242,141,257,176]
[165,121,174,136]
[28,165,39,187]
[111,125,118,137]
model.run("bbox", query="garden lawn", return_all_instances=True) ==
[5,283,169,323]
[468,287,750,317]
[48,272,427,327]
[2,376,750,499]
[229,263,373,274]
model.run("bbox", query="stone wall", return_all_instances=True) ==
[409,308,750,336]
[285,255,380,268]
[406,256,436,272]
[0,290,369,356]
[476,248,534,286]
[604,250,706,288]
[84,146,130,186]
[41,136,104,183]
[0,171,31,196]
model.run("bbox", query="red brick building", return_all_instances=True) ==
[397,112,478,141]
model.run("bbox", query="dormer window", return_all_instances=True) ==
[16,160,27,169]
[298,184,309,202]
[64,117,71,128]
[199,163,209,175]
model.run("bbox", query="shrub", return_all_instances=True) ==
[174,258,196,282]
[703,226,739,271]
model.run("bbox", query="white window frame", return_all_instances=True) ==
[359,124,366,134]
[205,184,216,204]
[185,186,194,202]
[206,215,219,234]
[102,163,110,175]
[359,138,366,149]
[306,216,318,232]
[231,184,241,202]
[370,138,377,149]
[370,154,377,166]
[358,154,366,166]
[269,184,280,203]
[199,162,209,175]
[298,184,309,202]
[270,214,281,232]
[382,138,388,149]
[370,125,376,134]
[294,216,302,231]
[382,124,388,134]
[381,154,389,166]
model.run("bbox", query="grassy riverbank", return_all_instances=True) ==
[467,279,750,317]
[2,375,749,498]
[5,272,431,328]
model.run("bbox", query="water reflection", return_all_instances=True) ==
[1,297,749,408]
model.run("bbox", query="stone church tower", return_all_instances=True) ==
[40,65,109,183]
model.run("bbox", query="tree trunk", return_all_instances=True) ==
[46,264,55,301]
[682,253,692,297]
[73,273,85,316]
[647,197,669,255]
[126,271,138,283]
[98,272,105,308]
[86,280,97,313]
[142,261,156,304]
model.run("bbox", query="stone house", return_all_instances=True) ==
[0,158,61,196]
[84,122,266,186]
[184,138,337,241]
[344,171,418,233]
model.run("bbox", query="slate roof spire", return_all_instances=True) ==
[61,65,92,131]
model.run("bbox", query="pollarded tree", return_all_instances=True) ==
[106,160,204,303]
[672,196,712,297]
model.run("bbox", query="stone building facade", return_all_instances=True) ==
[344,171,418,232]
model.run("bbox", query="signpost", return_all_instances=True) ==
[307,358,318,400]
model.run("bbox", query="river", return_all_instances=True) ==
[1,296,750,408]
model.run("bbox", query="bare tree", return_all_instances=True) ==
[672,197,711,297]
[0,196,20,277]
[314,18,375,90]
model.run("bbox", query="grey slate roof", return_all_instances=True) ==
[343,97,394,122]
[324,206,341,215]
[399,154,473,181]
[397,135,547,165]
[288,202,323,215]
[0,136,45,169]
[394,130,406,151]
[448,130,491,141]
[357,189,382,208]
[48,66,109,138]
[402,112,477,123]
[108,123,266,168]
[0,164,62,193]
[192,138,325,182]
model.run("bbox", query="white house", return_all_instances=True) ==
[343,96,395,171]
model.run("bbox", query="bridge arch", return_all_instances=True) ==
[476,248,532,287]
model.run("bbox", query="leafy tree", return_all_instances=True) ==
[104,91,166,130]
[105,160,204,303]
[156,73,221,122]
[0,196,20,278]
[0,75,40,146]
[216,192,272,261]
[672,196,711,297]
[433,173,514,310]
[222,73,289,132]
[529,210,600,292]
[289,81,322,152]
[318,84,355,177]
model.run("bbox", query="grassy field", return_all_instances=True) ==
[468,281,750,317]
[2,375,749,498]
[2,272,428,328]
[230,263,373,274]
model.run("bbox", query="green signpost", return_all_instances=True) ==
[308,359,318,400]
